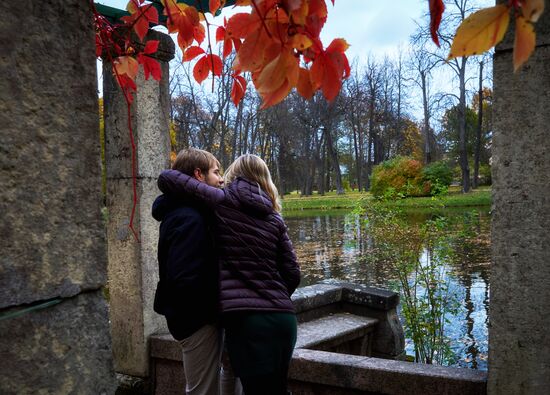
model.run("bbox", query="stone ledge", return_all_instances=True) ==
[150,333,181,361]
[292,281,399,314]
[296,313,378,350]
[292,283,343,314]
[289,349,487,395]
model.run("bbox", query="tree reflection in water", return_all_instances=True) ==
[284,207,491,370]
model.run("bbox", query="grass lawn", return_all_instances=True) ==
[281,186,491,212]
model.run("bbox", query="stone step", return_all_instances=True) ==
[296,313,379,352]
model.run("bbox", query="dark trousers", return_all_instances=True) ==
[223,312,297,395]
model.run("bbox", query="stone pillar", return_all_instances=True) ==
[0,0,116,393]
[489,3,550,394]
[103,30,175,378]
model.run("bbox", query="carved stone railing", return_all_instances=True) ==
[149,281,487,394]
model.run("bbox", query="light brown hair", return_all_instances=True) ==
[224,154,281,212]
[172,148,219,176]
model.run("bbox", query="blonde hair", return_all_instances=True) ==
[224,154,281,212]
[172,148,219,176]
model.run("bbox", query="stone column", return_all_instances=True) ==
[0,0,116,393]
[489,3,550,394]
[103,30,175,378]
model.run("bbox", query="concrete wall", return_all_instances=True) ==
[0,0,116,393]
[103,30,174,378]
[489,2,550,394]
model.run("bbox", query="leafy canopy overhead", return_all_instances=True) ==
[95,0,545,107]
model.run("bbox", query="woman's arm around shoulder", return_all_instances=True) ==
[157,169,226,207]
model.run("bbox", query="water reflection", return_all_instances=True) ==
[284,208,491,370]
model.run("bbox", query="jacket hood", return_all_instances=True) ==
[229,177,274,216]
[152,194,197,221]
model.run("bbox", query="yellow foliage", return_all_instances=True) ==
[514,16,536,72]
[448,5,510,60]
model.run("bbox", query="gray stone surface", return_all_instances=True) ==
[290,349,487,395]
[0,291,116,394]
[103,33,172,180]
[0,0,108,309]
[0,1,116,393]
[337,281,400,310]
[292,281,404,358]
[292,283,343,314]
[296,313,377,350]
[104,30,174,377]
[489,7,550,394]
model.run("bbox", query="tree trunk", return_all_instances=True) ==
[421,70,432,164]
[473,61,483,189]
[325,126,344,194]
[458,57,470,193]
[318,131,326,195]
[352,127,363,191]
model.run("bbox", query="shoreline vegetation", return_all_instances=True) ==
[281,186,491,212]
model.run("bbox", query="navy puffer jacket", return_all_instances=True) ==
[158,170,300,314]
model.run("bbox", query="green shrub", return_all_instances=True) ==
[342,178,352,192]
[478,164,492,185]
[370,156,429,199]
[422,161,453,196]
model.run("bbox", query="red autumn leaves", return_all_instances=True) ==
[98,0,350,109]
[170,0,350,108]
[95,0,162,103]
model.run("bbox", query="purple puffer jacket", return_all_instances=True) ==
[158,170,301,314]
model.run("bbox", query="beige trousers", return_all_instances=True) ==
[179,324,222,395]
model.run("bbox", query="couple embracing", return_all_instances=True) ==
[152,148,301,395]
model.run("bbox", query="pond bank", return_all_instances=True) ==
[282,186,491,212]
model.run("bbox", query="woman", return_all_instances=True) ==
[158,153,300,395]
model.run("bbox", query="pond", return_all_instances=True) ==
[283,206,491,370]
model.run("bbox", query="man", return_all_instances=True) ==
[152,148,224,395]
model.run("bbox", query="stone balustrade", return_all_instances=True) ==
[148,281,486,394]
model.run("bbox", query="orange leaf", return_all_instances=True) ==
[183,46,205,61]
[231,75,247,106]
[429,0,445,47]
[114,56,139,80]
[326,38,349,54]
[137,52,162,81]
[209,0,221,15]
[522,0,545,22]
[513,16,536,72]
[287,0,309,25]
[234,29,268,72]
[223,38,233,58]
[226,13,259,39]
[126,0,141,14]
[209,54,223,76]
[291,34,313,51]
[321,57,341,101]
[194,24,206,45]
[216,26,226,42]
[121,2,158,42]
[448,4,510,60]
[297,68,314,100]
[260,79,292,109]
[257,51,290,93]
[193,55,210,84]
[310,55,325,90]
[142,40,159,55]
